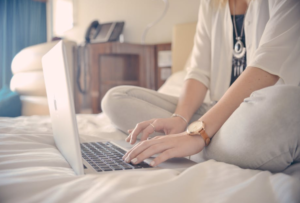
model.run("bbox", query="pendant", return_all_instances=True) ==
[240,64,243,74]
[233,37,246,59]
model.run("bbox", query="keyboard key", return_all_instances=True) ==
[98,164,109,167]
[101,168,113,171]
[112,166,123,170]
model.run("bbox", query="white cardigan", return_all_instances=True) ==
[185,0,300,101]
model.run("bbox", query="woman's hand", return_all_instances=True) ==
[126,117,188,144]
[122,132,205,167]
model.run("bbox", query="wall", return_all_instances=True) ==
[57,0,200,44]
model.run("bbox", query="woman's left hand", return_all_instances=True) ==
[122,132,205,167]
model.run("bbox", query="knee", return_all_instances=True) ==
[101,86,130,116]
[203,85,300,172]
[243,85,300,120]
[246,85,300,110]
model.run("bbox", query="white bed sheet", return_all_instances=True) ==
[1,114,300,203]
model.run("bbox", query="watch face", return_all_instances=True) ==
[187,121,204,133]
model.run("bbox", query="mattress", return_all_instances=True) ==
[1,71,300,203]
[1,113,300,203]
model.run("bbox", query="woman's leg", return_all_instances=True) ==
[101,85,211,135]
[204,85,300,173]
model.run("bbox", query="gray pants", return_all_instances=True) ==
[102,85,300,173]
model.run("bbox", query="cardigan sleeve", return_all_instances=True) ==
[184,0,212,89]
[248,0,300,86]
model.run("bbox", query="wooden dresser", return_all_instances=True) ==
[74,42,171,114]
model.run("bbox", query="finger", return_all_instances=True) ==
[130,120,154,144]
[131,143,172,165]
[140,124,155,141]
[126,129,133,140]
[125,132,133,142]
[126,124,145,143]
[122,141,142,160]
[150,119,165,133]
[151,136,163,140]
[150,148,177,167]
[124,139,160,163]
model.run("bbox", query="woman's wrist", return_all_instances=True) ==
[171,116,188,129]
[172,113,188,124]
[183,131,206,148]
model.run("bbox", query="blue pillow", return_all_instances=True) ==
[0,85,21,117]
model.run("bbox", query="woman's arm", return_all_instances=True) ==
[174,79,207,123]
[200,67,279,138]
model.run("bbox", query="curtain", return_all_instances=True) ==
[0,0,47,89]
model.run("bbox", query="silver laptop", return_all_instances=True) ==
[42,40,195,175]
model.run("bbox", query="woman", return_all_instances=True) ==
[102,0,300,173]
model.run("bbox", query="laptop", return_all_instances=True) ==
[42,40,196,175]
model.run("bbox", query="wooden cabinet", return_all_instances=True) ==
[74,42,171,114]
[88,42,155,113]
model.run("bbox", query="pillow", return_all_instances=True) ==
[158,70,187,97]
[158,69,211,104]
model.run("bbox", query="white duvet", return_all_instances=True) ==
[1,114,300,203]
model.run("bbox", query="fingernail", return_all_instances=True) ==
[131,158,138,164]
[150,161,155,166]
[125,156,130,163]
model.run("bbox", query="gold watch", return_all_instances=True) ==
[186,121,211,146]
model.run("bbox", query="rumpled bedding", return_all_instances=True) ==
[0,114,300,203]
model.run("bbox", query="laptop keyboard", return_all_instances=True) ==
[81,142,152,172]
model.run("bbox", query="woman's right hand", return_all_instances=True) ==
[126,116,188,144]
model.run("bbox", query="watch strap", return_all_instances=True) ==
[200,129,210,146]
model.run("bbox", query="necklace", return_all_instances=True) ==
[232,0,247,77]
[233,0,246,59]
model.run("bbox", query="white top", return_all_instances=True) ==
[185,0,300,101]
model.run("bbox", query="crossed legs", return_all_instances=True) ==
[102,85,300,172]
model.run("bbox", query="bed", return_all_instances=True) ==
[1,70,300,203]
[1,22,300,203]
